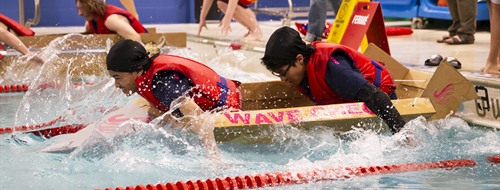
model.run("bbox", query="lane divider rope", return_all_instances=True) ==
[0,116,63,134]
[488,155,500,164]
[0,82,94,93]
[103,158,477,190]
[0,84,29,93]
[27,124,86,138]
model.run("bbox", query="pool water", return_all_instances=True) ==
[0,35,499,190]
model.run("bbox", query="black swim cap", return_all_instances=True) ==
[106,39,149,72]
[263,26,307,60]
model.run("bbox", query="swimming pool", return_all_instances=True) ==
[0,36,499,190]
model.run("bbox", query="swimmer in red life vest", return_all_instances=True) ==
[261,27,407,134]
[106,39,240,157]
[198,0,263,41]
[0,13,43,64]
[76,0,146,43]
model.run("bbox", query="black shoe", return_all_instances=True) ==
[424,54,443,66]
[444,57,462,69]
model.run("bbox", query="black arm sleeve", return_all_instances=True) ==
[355,82,406,134]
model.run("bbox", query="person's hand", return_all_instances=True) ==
[197,19,208,36]
[220,16,232,35]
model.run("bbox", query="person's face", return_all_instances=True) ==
[76,1,93,21]
[108,70,142,96]
[271,54,306,86]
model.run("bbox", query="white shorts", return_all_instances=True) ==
[492,0,500,4]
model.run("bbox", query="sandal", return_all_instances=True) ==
[444,35,473,45]
[444,57,462,69]
[436,35,451,43]
[424,54,443,66]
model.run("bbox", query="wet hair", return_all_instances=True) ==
[106,39,151,72]
[261,26,315,71]
[76,0,106,17]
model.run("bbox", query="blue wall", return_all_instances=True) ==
[0,0,309,27]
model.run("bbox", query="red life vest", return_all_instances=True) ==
[239,0,256,6]
[88,5,146,34]
[135,54,241,112]
[0,13,35,36]
[299,42,396,105]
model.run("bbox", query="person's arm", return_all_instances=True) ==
[152,71,220,157]
[325,50,406,134]
[0,27,43,64]
[104,14,142,43]
[176,98,220,158]
[220,0,239,35]
[198,0,214,36]
[0,27,30,55]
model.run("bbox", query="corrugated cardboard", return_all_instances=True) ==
[364,43,477,120]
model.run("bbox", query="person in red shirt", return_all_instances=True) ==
[106,39,240,157]
[261,27,406,134]
[76,0,146,43]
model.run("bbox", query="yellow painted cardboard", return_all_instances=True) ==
[326,0,369,51]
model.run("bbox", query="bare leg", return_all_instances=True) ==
[120,0,139,20]
[483,1,500,75]
[217,2,262,41]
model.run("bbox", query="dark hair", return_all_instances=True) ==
[106,39,150,72]
[261,27,315,71]
[76,0,106,17]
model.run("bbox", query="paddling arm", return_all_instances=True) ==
[179,98,220,157]
[355,83,406,134]
[0,27,43,63]
[0,27,30,55]
[146,96,220,158]
[105,14,142,43]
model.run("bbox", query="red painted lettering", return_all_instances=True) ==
[286,110,301,122]
[267,111,284,122]
[346,104,364,115]
[255,113,273,124]
[224,113,251,124]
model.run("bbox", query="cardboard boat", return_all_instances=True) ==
[0,31,186,77]
[40,44,477,152]
[213,44,478,141]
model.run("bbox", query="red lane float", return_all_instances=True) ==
[0,84,28,93]
[0,116,63,135]
[0,82,95,93]
[487,155,500,164]
[103,159,476,190]
[28,124,86,138]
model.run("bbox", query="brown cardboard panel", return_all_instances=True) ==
[364,43,409,87]
[241,97,314,110]
[214,98,435,142]
[401,70,432,89]
[396,85,425,99]
[18,32,186,49]
[422,60,478,120]
[240,81,307,101]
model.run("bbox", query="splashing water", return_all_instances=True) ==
[0,37,498,190]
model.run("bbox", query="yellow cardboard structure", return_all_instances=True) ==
[327,0,370,51]
[327,1,391,54]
